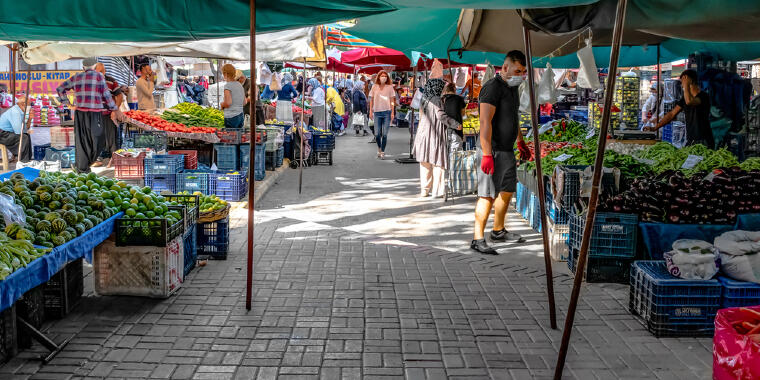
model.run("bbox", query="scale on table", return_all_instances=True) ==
[613,129,658,140]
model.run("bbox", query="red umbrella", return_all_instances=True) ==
[415,58,470,71]
[327,57,355,74]
[341,47,411,67]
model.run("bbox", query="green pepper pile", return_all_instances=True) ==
[162,103,224,128]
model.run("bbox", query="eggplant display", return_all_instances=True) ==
[599,167,760,224]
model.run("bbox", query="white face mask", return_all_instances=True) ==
[506,75,524,87]
[380,77,387,84]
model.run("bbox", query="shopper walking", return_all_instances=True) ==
[351,80,369,136]
[412,78,462,198]
[325,85,345,135]
[369,70,396,159]
[57,57,124,173]
[220,64,246,128]
[441,82,466,151]
[471,51,530,255]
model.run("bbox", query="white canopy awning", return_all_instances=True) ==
[21,27,321,64]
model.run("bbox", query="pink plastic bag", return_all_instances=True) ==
[713,306,760,380]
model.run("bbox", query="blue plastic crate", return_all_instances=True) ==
[265,146,285,171]
[144,173,177,193]
[568,211,638,259]
[183,224,197,276]
[210,171,248,201]
[214,144,239,171]
[515,183,524,214]
[177,170,210,195]
[33,144,50,161]
[530,194,542,233]
[719,276,760,308]
[464,135,477,151]
[629,261,721,337]
[547,200,569,225]
[198,217,229,259]
[661,123,673,142]
[144,154,184,175]
[239,144,250,172]
[311,131,335,152]
[568,248,633,283]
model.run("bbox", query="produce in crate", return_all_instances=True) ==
[162,103,224,128]
[599,167,760,224]
[125,110,218,134]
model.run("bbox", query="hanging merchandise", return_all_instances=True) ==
[537,63,558,105]
[455,67,466,88]
[155,57,169,85]
[519,81,531,113]
[430,59,444,79]
[410,88,423,110]
[270,72,282,91]
[257,62,272,86]
[482,63,496,85]
[614,71,640,129]
[577,39,601,90]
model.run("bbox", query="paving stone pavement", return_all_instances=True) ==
[0,128,712,379]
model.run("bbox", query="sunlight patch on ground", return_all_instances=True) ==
[367,239,418,247]
[276,221,334,233]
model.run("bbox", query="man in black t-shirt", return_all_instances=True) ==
[471,51,530,255]
[646,69,714,148]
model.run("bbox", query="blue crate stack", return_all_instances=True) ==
[198,217,230,260]
[183,224,197,276]
[239,144,250,172]
[213,144,239,172]
[210,171,248,201]
[144,154,184,193]
[718,276,760,308]
[177,170,211,195]
[629,261,721,337]
[566,211,638,283]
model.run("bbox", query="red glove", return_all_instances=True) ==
[517,140,532,160]
[481,154,494,175]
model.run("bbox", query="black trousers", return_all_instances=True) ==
[74,110,105,173]
[101,113,118,159]
[0,130,31,162]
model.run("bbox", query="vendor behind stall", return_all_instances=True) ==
[136,64,156,111]
[646,70,714,148]
[0,96,31,162]
[641,82,664,129]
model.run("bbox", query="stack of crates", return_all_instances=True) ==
[567,211,638,283]
[197,216,230,260]
[718,276,760,308]
[144,154,184,193]
[210,171,248,201]
[167,150,199,170]
[213,144,239,172]
[587,101,620,131]
[50,126,74,148]
[614,75,640,129]
[629,261,721,337]
[112,151,147,182]
[311,131,335,166]
[176,170,211,195]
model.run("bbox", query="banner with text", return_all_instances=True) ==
[0,71,79,95]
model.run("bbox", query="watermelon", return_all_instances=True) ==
[73,224,85,235]
[4,222,22,237]
[48,201,61,210]
[51,219,67,233]
[44,212,61,222]
[51,192,62,201]
[15,228,35,241]
[51,235,66,246]
[75,212,85,223]
[82,219,94,230]
[39,192,52,202]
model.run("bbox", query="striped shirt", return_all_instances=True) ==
[97,57,137,87]
[56,70,117,112]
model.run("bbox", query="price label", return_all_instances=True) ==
[539,121,554,134]
[553,153,573,162]
[586,128,596,140]
[681,154,704,169]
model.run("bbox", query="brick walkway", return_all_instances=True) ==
[0,130,712,379]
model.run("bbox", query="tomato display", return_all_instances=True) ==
[125,110,218,134]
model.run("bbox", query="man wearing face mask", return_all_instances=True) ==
[471,51,530,255]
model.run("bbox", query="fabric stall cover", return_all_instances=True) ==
[22,27,322,65]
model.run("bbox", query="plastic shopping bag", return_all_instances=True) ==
[257,62,272,86]
[0,193,26,227]
[410,89,423,110]
[270,72,282,92]
[430,59,444,79]
[537,63,558,105]
[715,230,760,284]
[713,306,760,380]
[663,239,720,280]
[518,81,530,113]
[576,39,601,90]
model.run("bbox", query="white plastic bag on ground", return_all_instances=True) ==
[576,39,601,90]
[715,230,760,283]
[537,63,558,104]
[663,239,719,280]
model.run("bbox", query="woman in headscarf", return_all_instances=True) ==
[412,78,462,198]
[441,82,465,151]
[275,72,298,123]
[351,80,368,136]
[308,77,327,130]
